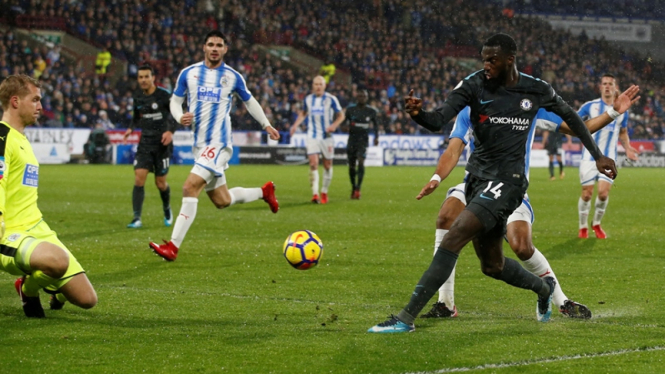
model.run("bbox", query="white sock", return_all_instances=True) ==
[229,187,262,206]
[592,197,608,226]
[321,167,333,193]
[434,229,455,307]
[578,197,591,229]
[171,197,198,248]
[522,248,567,308]
[310,169,319,195]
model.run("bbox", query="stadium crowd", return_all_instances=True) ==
[0,0,664,140]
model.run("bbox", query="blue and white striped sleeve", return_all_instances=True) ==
[173,68,188,98]
[330,94,342,113]
[534,108,563,132]
[233,72,252,101]
[449,106,472,144]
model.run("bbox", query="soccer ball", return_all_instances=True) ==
[283,230,323,270]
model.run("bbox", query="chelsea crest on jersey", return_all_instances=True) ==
[173,62,252,148]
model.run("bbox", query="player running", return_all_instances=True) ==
[0,75,97,317]
[149,30,280,261]
[577,74,639,239]
[417,84,639,320]
[345,89,379,199]
[289,76,345,204]
[124,65,177,229]
[369,34,616,333]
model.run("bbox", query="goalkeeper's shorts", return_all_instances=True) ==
[0,220,85,291]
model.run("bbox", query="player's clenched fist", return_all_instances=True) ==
[180,112,194,126]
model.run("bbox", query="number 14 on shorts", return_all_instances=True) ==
[481,181,504,200]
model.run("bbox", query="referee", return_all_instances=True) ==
[123,65,176,228]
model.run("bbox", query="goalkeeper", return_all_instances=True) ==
[0,75,97,317]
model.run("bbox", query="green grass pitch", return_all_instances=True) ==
[1,164,664,373]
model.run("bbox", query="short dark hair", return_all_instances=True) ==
[601,73,616,80]
[204,30,228,45]
[138,64,154,75]
[484,33,517,56]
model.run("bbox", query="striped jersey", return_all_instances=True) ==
[578,99,628,161]
[303,93,342,139]
[173,62,253,148]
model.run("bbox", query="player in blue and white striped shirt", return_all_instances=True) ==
[289,76,345,204]
[577,74,640,239]
[150,30,281,261]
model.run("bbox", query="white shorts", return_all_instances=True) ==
[191,145,232,192]
[446,182,533,224]
[445,183,467,205]
[507,195,534,225]
[306,137,334,160]
[579,160,614,186]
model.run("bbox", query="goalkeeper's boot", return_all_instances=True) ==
[368,315,415,333]
[149,240,178,261]
[49,294,66,310]
[14,277,45,318]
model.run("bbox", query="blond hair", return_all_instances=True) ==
[0,74,41,109]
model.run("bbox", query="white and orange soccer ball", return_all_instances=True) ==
[283,230,323,270]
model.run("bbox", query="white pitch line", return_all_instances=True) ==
[403,346,665,374]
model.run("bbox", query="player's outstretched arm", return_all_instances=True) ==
[416,137,465,200]
[558,85,640,135]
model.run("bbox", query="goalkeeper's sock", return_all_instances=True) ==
[22,270,59,297]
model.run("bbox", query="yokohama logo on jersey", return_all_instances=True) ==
[486,117,530,125]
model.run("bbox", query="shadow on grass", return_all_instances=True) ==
[542,237,597,260]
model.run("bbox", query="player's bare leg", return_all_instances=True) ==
[592,180,612,239]
[309,154,320,203]
[57,273,97,309]
[155,174,172,226]
[421,196,464,318]
[506,221,591,318]
[321,157,333,204]
[578,184,594,238]
[128,168,149,228]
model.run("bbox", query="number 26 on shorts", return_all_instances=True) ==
[201,146,216,160]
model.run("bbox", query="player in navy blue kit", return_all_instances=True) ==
[124,65,177,229]
[345,90,379,199]
[369,34,617,333]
